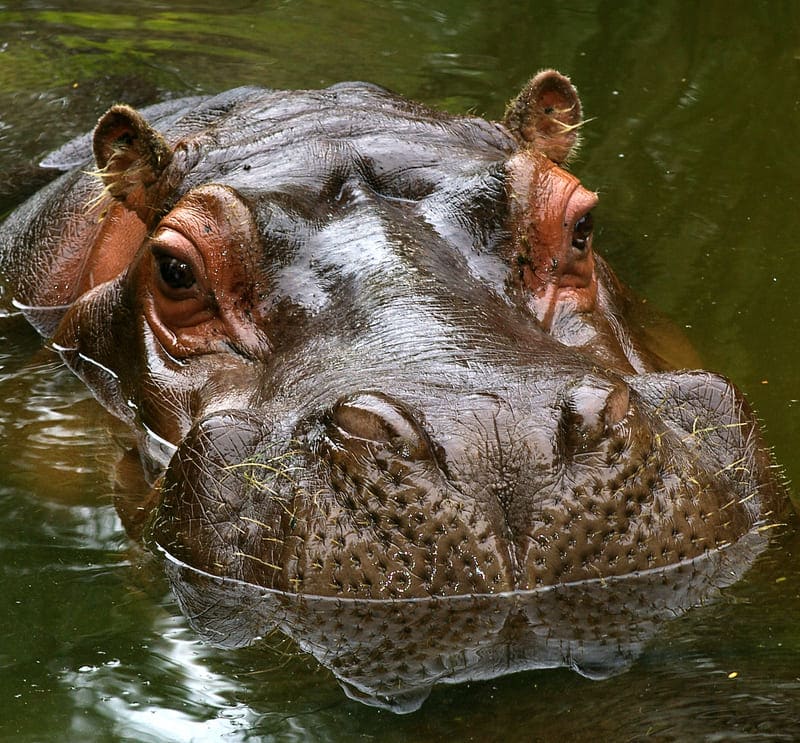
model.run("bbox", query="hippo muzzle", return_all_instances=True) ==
[149,366,772,598]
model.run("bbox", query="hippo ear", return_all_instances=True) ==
[92,105,174,223]
[503,70,583,164]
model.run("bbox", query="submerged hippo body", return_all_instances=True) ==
[0,72,785,708]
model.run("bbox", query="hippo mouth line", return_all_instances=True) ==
[155,522,770,605]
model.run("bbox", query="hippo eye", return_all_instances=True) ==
[155,254,197,292]
[572,211,594,251]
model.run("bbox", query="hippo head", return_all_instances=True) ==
[2,72,783,605]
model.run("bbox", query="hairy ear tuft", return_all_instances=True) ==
[92,105,174,221]
[503,70,584,164]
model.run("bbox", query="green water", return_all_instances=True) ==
[1,2,798,740]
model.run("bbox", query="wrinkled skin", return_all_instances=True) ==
[0,72,784,606]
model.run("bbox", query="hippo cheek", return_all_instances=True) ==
[50,275,139,425]
[49,270,208,448]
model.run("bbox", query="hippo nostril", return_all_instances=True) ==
[564,376,630,447]
[330,391,436,461]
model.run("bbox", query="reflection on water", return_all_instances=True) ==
[1,1,799,740]
[159,529,770,714]
[60,616,263,742]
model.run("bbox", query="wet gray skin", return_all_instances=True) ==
[0,71,786,708]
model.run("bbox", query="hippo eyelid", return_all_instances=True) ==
[150,225,200,258]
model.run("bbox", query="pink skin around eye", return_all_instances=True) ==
[140,186,270,361]
[508,151,599,331]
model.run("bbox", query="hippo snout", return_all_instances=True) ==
[150,367,774,600]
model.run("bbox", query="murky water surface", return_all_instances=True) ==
[1,2,799,740]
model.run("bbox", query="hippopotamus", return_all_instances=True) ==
[0,71,785,709]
